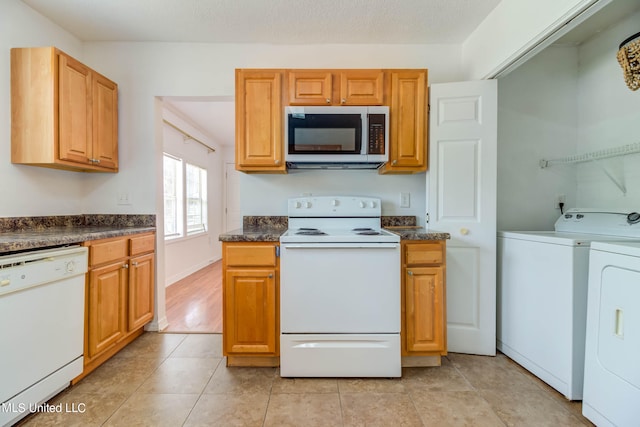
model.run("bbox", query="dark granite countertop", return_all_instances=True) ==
[219,226,287,242]
[0,215,156,254]
[218,216,449,243]
[219,216,287,242]
[384,227,451,241]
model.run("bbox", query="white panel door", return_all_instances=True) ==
[225,162,242,231]
[428,80,497,355]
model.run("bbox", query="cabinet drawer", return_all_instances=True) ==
[405,242,443,266]
[225,245,276,267]
[130,233,155,256]
[90,238,128,266]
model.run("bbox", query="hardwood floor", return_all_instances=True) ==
[164,260,222,333]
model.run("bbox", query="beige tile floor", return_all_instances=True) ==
[19,332,594,426]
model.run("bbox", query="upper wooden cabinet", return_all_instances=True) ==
[235,68,427,174]
[287,69,384,105]
[11,47,118,172]
[379,69,428,174]
[235,69,286,173]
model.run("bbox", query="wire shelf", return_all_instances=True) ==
[539,142,640,168]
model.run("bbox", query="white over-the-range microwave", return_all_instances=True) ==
[284,106,389,169]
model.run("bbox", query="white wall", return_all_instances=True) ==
[497,8,640,230]
[0,0,86,216]
[497,46,579,231]
[463,0,602,79]
[80,43,467,226]
[162,108,223,287]
[575,9,640,209]
[242,170,426,221]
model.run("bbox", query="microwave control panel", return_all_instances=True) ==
[368,114,386,155]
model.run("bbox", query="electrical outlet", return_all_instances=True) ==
[117,193,132,206]
[555,194,566,209]
[400,192,410,208]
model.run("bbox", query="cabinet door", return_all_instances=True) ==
[288,71,333,105]
[128,252,155,331]
[340,70,384,105]
[380,70,427,173]
[92,73,118,170]
[58,52,92,165]
[88,262,127,359]
[405,266,445,353]
[224,269,277,355]
[235,70,285,172]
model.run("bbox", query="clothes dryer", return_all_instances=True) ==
[582,241,640,427]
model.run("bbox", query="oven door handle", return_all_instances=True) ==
[281,243,399,249]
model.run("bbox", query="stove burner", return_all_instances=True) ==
[295,230,328,236]
[298,227,320,231]
[356,230,382,236]
[352,227,374,231]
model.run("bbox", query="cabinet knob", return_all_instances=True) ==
[268,274,273,278]
[341,98,346,104]
[275,159,281,165]
[460,228,470,235]
[392,160,397,165]
[132,261,138,267]
[326,98,331,104]
[122,263,129,269]
[408,270,413,276]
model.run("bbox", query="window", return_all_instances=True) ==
[186,163,207,235]
[163,154,182,238]
[163,153,207,239]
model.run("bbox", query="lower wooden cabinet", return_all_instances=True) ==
[222,242,279,366]
[75,232,155,382]
[401,240,447,361]
[221,239,445,367]
[128,252,155,331]
[87,261,127,358]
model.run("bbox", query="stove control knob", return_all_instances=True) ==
[304,201,312,208]
[359,201,366,208]
[331,199,339,206]
[294,201,301,209]
[369,201,376,208]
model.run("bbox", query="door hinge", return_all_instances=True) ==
[275,246,280,257]
[425,212,430,224]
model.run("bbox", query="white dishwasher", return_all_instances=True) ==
[0,245,88,427]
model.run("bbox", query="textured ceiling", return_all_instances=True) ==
[22,0,634,147]
[20,0,500,147]
[21,0,502,44]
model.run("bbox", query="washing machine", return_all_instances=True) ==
[582,241,640,427]
[497,209,640,400]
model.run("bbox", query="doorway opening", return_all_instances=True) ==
[159,96,235,334]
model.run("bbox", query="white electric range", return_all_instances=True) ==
[279,196,401,377]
